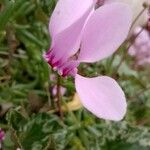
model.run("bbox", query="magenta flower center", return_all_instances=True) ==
[43,49,79,77]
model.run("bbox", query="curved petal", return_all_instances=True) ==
[78,3,132,62]
[48,0,94,60]
[106,0,148,28]
[75,74,127,121]
[50,0,94,37]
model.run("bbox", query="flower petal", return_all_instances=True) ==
[50,0,94,37]
[49,0,94,59]
[75,74,127,121]
[106,0,148,28]
[78,3,132,62]
[134,27,150,46]
[128,46,136,56]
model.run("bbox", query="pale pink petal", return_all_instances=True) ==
[78,3,132,62]
[128,46,136,56]
[133,26,142,35]
[75,74,127,121]
[134,29,150,46]
[49,0,94,60]
[50,0,94,37]
[52,85,66,96]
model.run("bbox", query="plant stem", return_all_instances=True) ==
[114,27,144,75]
[10,128,22,149]
[0,51,27,59]
[128,86,150,100]
[130,7,146,30]
[56,74,63,120]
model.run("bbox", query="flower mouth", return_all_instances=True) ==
[43,49,79,77]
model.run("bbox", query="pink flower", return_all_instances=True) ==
[43,0,132,121]
[128,26,150,66]
[49,74,66,97]
[52,85,66,97]
[0,129,5,142]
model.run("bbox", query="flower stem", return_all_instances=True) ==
[56,75,63,120]
[114,27,144,75]
[130,7,146,30]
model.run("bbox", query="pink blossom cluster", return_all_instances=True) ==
[128,27,150,66]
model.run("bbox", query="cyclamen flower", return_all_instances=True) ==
[128,26,150,66]
[43,0,132,121]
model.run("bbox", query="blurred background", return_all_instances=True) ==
[0,0,150,149]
